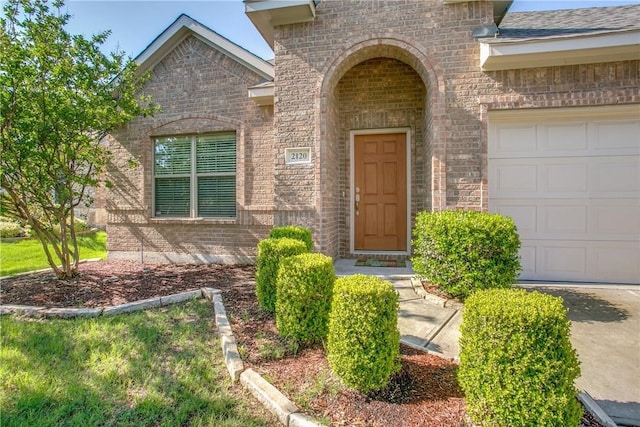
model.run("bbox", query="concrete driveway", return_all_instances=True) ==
[521,283,640,427]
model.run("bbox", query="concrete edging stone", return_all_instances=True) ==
[209,289,324,426]
[0,287,206,319]
[241,368,299,426]
[578,392,618,427]
[410,277,463,310]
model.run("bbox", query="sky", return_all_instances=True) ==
[21,0,640,61]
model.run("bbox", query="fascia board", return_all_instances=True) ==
[248,82,274,105]
[480,30,640,71]
[136,15,274,80]
[245,0,316,48]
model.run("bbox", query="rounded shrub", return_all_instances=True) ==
[458,288,582,427]
[269,225,313,252]
[275,253,335,344]
[327,274,400,393]
[255,237,308,312]
[0,216,22,238]
[411,210,521,300]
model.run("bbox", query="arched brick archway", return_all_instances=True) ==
[314,35,446,257]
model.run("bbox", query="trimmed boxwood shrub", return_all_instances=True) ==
[275,253,335,344]
[255,237,308,312]
[458,288,582,427]
[269,225,313,251]
[327,274,400,393]
[411,210,521,300]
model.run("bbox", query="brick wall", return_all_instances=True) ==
[105,35,275,262]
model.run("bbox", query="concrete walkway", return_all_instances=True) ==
[333,259,640,427]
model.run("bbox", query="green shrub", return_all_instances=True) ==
[0,216,22,238]
[275,253,335,344]
[269,225,313,252]
[411,210,521,300]
[458,288,582,427]
[52,217,90,236]
[255,237,308,312]
[327,274,400,393]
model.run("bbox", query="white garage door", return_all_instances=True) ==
[488,105,640,284]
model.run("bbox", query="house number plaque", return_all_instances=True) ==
[285,147,311,164]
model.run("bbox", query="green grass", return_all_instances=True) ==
[0,231,107,277]
[0,299,274,427]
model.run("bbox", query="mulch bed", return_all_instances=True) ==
[0,260,604,427]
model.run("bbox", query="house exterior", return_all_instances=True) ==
[105,0,640,285]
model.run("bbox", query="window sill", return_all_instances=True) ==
[150,217,236,225]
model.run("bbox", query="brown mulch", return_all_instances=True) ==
[0,260,604,427]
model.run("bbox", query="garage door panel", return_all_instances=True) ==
[543,245,587,276]
[491,162,538,195]
[593,119,640,152]
[543,205,587,235]
[520,241,640,283]
[543,122,588,152]
[493,199,640,242]
[543,162,588,194]
[491,124,537,156]
[592,202,640,238]
[591,158,640,195]
[488,106,640,284]
[591,244,640,280]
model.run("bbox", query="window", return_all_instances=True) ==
[154,132,236,218]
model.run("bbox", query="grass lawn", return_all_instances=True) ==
[0,299,273,427]
[0,231,107,277]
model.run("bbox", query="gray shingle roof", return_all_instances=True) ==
[495,4,640,42]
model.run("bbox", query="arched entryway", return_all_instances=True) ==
[314,37,445,258]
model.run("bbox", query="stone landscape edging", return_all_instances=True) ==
[201,288,324,427]
[409,277,464,310]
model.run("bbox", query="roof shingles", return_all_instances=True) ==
[494,4,640,42]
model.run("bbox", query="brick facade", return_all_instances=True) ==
[106,1,640,263]
[106,35,275,263]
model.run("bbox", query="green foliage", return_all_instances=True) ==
[327,274,400,393]
[269,225,313,252]
[0,0,156,278]
[0,216,22,238]
[458,288,582,427]
[255,238,308,312]
[275,253,335,344]
[411,210,521,300]
[53,217,89,235]
[0,300,272,427]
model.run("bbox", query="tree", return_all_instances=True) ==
[0,0,155,278]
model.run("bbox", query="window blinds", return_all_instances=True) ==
[154,132,236,218]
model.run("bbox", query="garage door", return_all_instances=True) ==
[488,105,640,284]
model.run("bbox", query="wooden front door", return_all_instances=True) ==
[354,133,407,251]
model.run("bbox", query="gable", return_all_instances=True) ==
[135,14,274,81]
